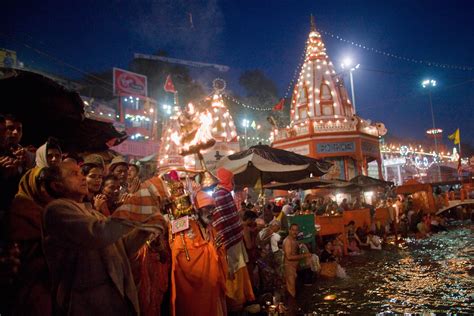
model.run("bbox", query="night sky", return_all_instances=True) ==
[2,0,474,147]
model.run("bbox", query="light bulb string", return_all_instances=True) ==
[317,28,474,71]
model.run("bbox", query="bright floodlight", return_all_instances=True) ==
[343,57,353,67]
[422,79,437,88]
[242,119,250,127]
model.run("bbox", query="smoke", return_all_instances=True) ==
[133,0,225,59]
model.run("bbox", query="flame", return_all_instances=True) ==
[187,103,195,115]
[182,110,214,151]
[170,132,181,146]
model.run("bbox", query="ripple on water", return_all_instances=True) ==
[298,222,474,314]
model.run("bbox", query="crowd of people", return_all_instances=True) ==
[0,113,467,316]
[0,113,316,315]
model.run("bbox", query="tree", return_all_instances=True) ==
[239,69,279,103]
[236,69,290,142]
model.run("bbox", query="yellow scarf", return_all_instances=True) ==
[16,167,43,202]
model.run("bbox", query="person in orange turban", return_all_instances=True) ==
[169,190,227,316]
[216,167,234,192]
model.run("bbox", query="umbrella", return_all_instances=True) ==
[0,69,126,152]
[216,145,332,188]
[263,177,346,191]
[349,175,393,188]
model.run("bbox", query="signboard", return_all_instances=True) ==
[284,145,310,156]
[317,141,355,154]
[323,158,345,180]
[113,68,147,97]
[0,49,17,68]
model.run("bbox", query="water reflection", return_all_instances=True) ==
[299,222,474,314]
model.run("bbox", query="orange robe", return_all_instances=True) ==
[170,220,227,316]
[131,239,171,316]
[225,241,256,312]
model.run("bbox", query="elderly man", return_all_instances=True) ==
[41,161,154,315]
[170,190,227,316]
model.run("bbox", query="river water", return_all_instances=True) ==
[297,221,474,315]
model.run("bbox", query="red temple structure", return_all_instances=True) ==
[272,17,386,180]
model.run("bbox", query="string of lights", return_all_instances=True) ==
[238,135,272,143]
[223,43,309,113]
[318,29,474,71]
[222,94,273,112]
[283,41,309,99]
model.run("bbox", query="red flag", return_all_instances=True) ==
[273,98,284,111]
[164,75,176,93]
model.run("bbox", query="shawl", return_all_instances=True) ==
[212,186,242,250]
[112,176,168,233]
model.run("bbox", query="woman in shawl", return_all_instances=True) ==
[35,137,62,168]
[5,167,53,315]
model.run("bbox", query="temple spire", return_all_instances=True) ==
[289,19,354,122]
[310,14,316,32]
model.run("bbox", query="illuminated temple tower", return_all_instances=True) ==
[272,17,386,180]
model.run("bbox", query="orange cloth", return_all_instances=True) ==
[216,167,234,192]
[113,176,167,232]
[195,190,215,209]
[225,265,255,312]
[170,220,227,316]
[132,244,170,316]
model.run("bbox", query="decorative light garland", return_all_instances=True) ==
[238,135,272,143]
[125,114,151,122]
[222,94,274,112]
[283,42,309,100]
[318,29,474,71]
[221,42,308,113]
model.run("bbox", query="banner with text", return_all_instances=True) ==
[113,68,148,97]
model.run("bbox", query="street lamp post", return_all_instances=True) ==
[422,79,442,182]
[242,119,250,149]
[341,58,360,114]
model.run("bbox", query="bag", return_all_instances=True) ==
[298,243,311,270]
[310,254,320,273]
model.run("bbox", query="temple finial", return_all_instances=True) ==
[310,14,316,31]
